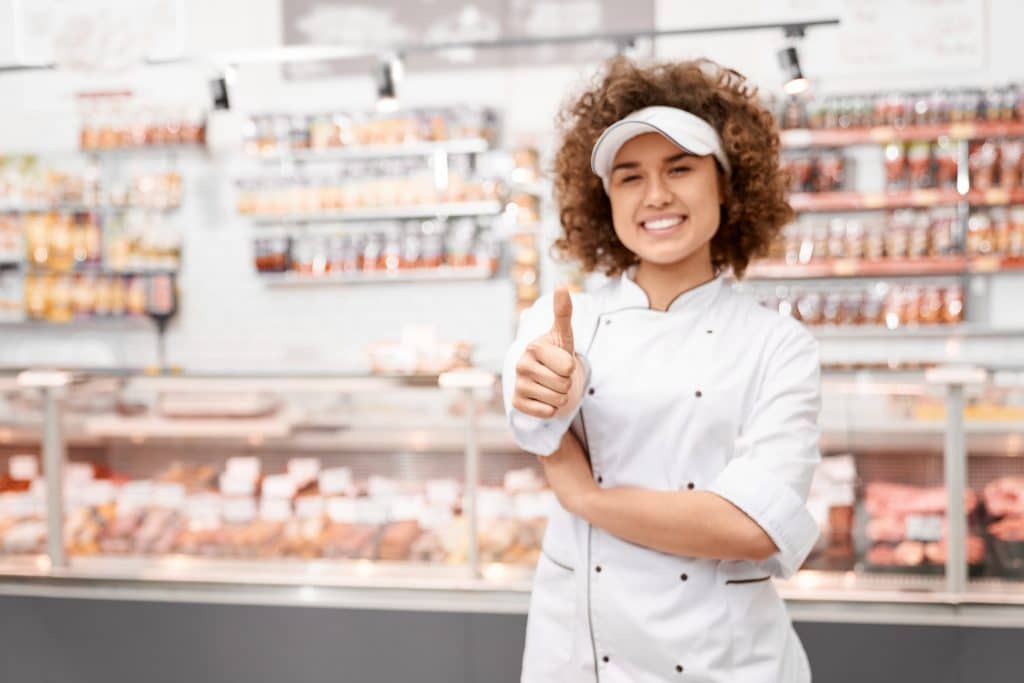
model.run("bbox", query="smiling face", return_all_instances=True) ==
[607,132,723,274]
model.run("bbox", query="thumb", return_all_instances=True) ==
[551,287,574,354]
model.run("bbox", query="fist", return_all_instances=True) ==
[512,287,581,419]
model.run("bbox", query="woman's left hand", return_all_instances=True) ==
[539,430,599,517]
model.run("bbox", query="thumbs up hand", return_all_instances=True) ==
[513,288,584,419]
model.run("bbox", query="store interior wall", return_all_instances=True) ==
[1,0,1023,370]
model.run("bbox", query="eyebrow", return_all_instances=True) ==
[610,151,695,173]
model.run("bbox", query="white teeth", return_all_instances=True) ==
[642,216,684,231]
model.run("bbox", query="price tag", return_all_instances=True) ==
[8,455,38,481]
[186,493,222,525]
[295,495,325,519]
[390,495,426,521]
[426,479,460,506]
[153,482,187,510]
[355,499,389,525]
[287,457,321,486]
[418,504,454,530]
[869,127,896,143]
[318,467,353,496]
[262,474,296,499]
[911,189,939,206]
[222,497,257,523]
[984,189,1010,205]
[368,476,400,497]
[0,492,34,518]
[260,497,292,522]
[971,256,1000,273]
[862,192,886,209]
[948,123,976,139]
[225,456,261,481]
[781,130,812,148]
[83,480,116,507]
[64,462,94,484]
[326,497,358,524]
[905,514,943,542]
[117,480,153,512]
[219,472,257,497]
[833,259,858,276]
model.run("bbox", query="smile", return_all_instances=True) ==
[640,215,687,232]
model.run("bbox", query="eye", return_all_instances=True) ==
[617,174,641,184]
[668,166,691,175]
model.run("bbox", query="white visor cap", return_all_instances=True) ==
[590,106,731,193]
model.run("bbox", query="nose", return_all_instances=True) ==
[643,173,673,208]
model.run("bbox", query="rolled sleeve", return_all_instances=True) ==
[502,294,591,456]
[707,322,822,578]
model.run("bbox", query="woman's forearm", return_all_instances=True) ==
[573,486,778,562]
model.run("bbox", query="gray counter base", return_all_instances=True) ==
[2,595,1022,683]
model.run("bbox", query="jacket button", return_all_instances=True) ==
[588,387,596,395]
[602,656,610,663]
[686,482,695,490]
[605,319,612,325]
[595,565,602,573]
[706,329,713,334]
[597,475,603,484]
[680,573,688,581]
[676,665,684,673]
[695,390,702,398]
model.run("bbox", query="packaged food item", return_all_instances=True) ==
[883,143,906,192]
[906,141,933,189]
[942,284,965,323]
[999,140,1022,189]
[933,138,958,190]
[930,208,956,256]
[967,212,994,255]
[969,142,999,191]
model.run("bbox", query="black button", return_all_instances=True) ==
[602,656,610,663]
[695,390,702,398]
[706,329,713,334]
[686,482,695,490]
[588,387,596,395]
[676,665,684,673]
[680,573,688,581]
[595,565,602,573]
[597,475,604,484]
[605,319,612,325]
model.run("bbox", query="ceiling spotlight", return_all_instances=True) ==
[777,45,809,96]
[375,54,402,113]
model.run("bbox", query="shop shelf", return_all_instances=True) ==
[967,255,1024,273]
[789,190,964,212]
[781,121,1024,148]
[790,188,1024,212]
[0,203,180,214]
[258,264,496,286]
[246,200,504,224]
[0,317,153,330]
[253,138,491,162]
[746,257,967,280]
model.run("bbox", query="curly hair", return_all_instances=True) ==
[552,56,792,279]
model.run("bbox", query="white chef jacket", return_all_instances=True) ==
[502,270,821,683]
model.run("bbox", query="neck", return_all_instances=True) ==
[634,249,716,311]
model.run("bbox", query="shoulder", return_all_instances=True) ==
[719,284,818,357]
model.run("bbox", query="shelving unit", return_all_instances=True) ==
[254,138,491,162]
[781,121,1024,148]
[246,201,504,225]
[259,264,496,286]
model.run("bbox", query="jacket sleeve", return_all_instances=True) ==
[707,321,822,578]
[501,293,590,456]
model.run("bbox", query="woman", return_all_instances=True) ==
[502,57,821,682]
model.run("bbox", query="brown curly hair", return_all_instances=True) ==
[552,56,792,279]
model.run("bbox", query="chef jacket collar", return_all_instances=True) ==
[614,265,724,314]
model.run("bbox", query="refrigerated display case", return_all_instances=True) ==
[1,364,1023,614]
